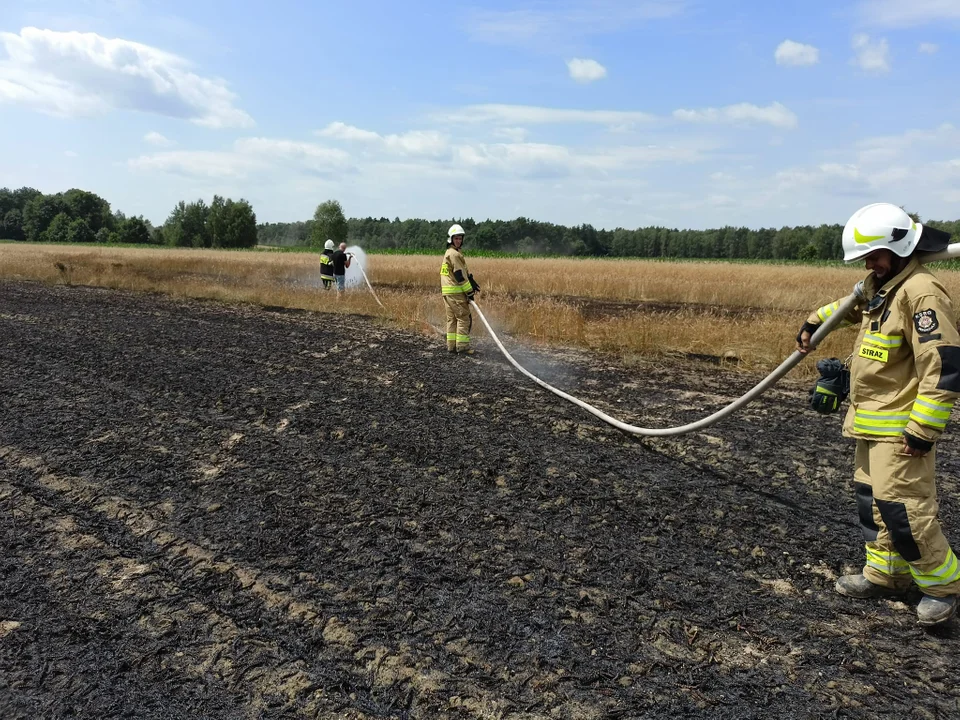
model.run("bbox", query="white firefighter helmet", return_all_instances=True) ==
[841,203,922,263]
[447,223,465,245]
[324,239,335,250]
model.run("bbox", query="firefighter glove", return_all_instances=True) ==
[796,321,820,346]
[809,358,850,414]
[468,273,480,293]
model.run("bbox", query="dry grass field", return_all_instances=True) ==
[4,242,956,377]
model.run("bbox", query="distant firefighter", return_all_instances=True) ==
[320,239,335,290]
[798,203,960,626]
[440,224,481,355]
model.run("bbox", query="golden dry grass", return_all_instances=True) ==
[4,243,955,379]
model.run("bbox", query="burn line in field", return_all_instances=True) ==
[0,445,567,718]
[0,478,338,719]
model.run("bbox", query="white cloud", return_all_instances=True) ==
[144,131,174,146]
[316,122,448,157]
[64,150,78,157]
[316,121,381,142]
[491,127,529,142]
[129,149,260,178]
[774,40,819,66]
[567,58,607,83]
[672,102,798,129]
[129,137,350,178]
[859,0,960,27]
[707,194,736,207]
[467,1,684,47]
[0,27,253,127]
[851,34,890,72]
[918,42,939,54]
[436,103,657,126]
[856,123,959,164]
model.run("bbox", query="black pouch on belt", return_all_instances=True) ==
[809,358,850,414]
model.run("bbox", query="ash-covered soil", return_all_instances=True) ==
[1,280,959,720]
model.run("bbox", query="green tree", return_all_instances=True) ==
[66,217,96,243]
[23,194,67,241]
[208,194,228,247]
[63,189,112,232]
[222,199,258,248]
[310,199,348,248]
[117,216,151,245]
[95,227,112,243]
[44,212,72,243]
[3,209,24,240]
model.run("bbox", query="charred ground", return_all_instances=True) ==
[1,280,959,719]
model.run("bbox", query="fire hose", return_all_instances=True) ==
[465,244,960,437]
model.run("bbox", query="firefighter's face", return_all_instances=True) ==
[864,249,897,281]
[451,234,464,249]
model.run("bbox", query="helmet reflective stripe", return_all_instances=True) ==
[853,228,886,244]
[841,203,922,263]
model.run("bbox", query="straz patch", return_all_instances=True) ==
[914,308,939,334]
[859,344,889,363]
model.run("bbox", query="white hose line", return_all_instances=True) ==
[471,240,960,437]
[353,260,386,308]
[473,295,855,437]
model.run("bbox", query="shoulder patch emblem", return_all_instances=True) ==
[914,308,939,334]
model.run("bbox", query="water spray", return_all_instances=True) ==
[471,244,960,437]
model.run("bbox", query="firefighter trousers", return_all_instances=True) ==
[444,295,472,352]
[855,439,960,597]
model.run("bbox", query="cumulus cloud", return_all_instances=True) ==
[129,137,350,178]
[436,103,657,127]
[567,58,607,83]
[144,131,174,146]
[316,122,448,157]
[859,0,960,27]
[672,101,798,129]
[0,27,253,127]
[774,40,820,66]
[918,42,939,54]
[851,34,890,72]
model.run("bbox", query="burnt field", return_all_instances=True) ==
[2,280,959,720]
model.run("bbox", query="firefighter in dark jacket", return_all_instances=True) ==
[320,239,335,290]
[798,202,960,626]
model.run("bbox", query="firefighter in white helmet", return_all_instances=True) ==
[797,203,960,626]
[320,239,335,290]
[440,223,481,354]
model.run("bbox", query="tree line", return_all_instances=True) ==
[5,186,959,261]
[0,186,257,249]
[259,213,960,261]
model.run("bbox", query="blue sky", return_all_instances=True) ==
[1,0,959,230]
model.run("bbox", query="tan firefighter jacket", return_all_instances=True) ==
[440,247,473,297]
[808,257,960,445]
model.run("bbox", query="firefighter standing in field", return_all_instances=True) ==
[798,203,960,626]
[320,239,336,290]
[441,223,480,354]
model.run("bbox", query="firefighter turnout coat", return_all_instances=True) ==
[320,249,335,283]
[808,257,960,596]
[440,246,474,352]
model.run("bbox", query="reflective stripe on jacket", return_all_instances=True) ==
[440,247,472,296]
[320,250,335,280]
[808,258,960,444]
